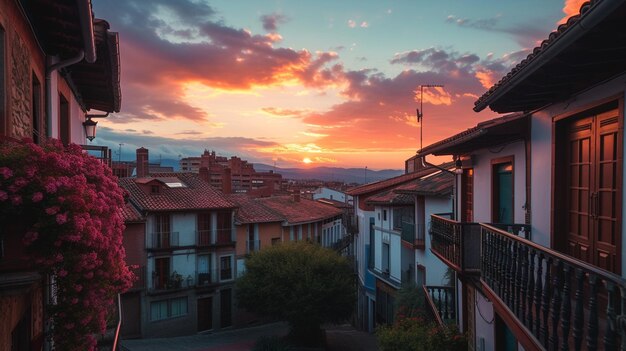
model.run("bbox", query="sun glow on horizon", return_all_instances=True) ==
[302,157,313,164]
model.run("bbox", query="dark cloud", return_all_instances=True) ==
[445,14,553,47]
[91,0,343,124]
[95,127,279,163]
[260,13,289,31]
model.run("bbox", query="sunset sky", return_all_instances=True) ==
[91,0,584,169]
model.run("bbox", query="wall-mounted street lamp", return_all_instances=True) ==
[82,112,109,142]
[83,117,97,141]
[454,157,464,175]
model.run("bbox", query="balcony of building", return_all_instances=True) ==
[81,144,112,168]
[423,285,456,327]
[480,223,626,351]
[196,229,236,248]
[429,213,529,275]
[146,232,180,251]
[400,222,425,250]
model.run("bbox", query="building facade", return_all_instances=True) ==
[0,1,120,349]
[119,172,238,338]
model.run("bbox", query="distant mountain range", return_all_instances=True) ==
[153,159,403,184]
[253,164,403,184]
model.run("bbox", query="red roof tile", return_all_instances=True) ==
[365,190,413,206]
[346,162,454,196]
[316,198,351,208]
[258,196,343,225]
[394,170,454,196]
[119,172,235,212]
[120,203,144,222]
[228,194,283,224]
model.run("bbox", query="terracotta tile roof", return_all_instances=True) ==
[119,172,236,212]
[365,190,413,206]
[346,162,454,196]
[258,196,343,225]
[394,170,454,196]
[416,113,527,157]
[316,198,351,208]
[228,194,283,224]
[120,203,144,223]
[474,0,626,112]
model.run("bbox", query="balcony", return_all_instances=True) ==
[423,285,456,326]
[195,269,220,288]
[147,232,180,250]
[430,214,530,274]
[246,240,260,254]
[81,144,112,168]
[196,229,235,248]
[480,223,626,350]
[400,222,425,249]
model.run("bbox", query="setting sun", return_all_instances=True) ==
[302,157,312,164]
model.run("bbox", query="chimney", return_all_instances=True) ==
[222,167,232,194]
[292,193,300,202]
[136,147,149,178]
[199,167,209,183]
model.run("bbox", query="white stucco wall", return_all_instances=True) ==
[474,291,495,351]
[456,140,527,224]
[172,213,196,246]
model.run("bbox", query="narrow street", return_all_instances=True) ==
[120,323,378,351]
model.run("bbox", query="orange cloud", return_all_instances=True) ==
[559,0,586,24]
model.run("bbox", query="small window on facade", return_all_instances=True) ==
[150,297,188,321]
[220,255,232,280]
[271,237,281,245]
[383,210,387,221]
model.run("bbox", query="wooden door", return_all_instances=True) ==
[565,109,621,273]
[461,168,474,222]
[197,297,213,331]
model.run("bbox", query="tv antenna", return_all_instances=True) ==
[416,84,444,152]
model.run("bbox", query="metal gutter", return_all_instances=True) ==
[77,0,96,64]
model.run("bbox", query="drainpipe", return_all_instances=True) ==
[45,51,85,138]
[45,0,96,137]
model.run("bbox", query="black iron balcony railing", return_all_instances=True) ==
[481,223,626,350]
[430,214,480,274]
[147,231,180,250]
[196,229,235,247]
[430,214,530,274]
[424,285,456,326]
[332,233,353,254]
[400,222,425,249]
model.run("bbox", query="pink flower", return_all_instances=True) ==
[23,231,39,245]
[58,270,68,277]
[0,167,13,179]
[11,195,22,205]
[32,192,43,203]
[0,190,7,201]
[56,213,68,225]
[74,284,83,292]
[45,206,59,215]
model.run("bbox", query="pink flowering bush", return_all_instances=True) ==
[0,139,133,350]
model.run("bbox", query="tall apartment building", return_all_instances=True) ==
[180,150,282,194]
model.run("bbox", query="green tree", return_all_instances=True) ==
[236,241,355,345]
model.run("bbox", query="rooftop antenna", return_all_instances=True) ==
[417,84,444,152]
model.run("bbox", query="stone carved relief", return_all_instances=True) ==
[10,30,31,138]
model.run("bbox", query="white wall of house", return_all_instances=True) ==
[474,291,496,351]
[456,140,527,224]
[420,196,454,286]
[313,187,352,203]
[372,205,402,285]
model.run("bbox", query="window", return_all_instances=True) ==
[383,210,387,221]
[154,214,171,248]
[197,254,211,285]
[150,297,188,321]
[154,257,170,290]
[220,255,233,280]
[247,224,258,253]
[151,185,160,194]
[197,212,211,245]
[271,237,280,245]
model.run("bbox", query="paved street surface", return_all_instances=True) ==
[120,323,378,351]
